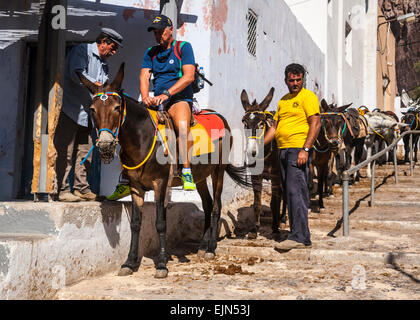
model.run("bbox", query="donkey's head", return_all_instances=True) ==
[401,109,419,131]
[79,62,125,163]
[241,87,275,158]
[319,100,342,149]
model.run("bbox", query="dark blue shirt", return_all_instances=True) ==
[62,43,109,127]
[142,40,195,101]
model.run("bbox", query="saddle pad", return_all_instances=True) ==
[193,110,226,141]
[357,115,368,138]
[148,109,215,157]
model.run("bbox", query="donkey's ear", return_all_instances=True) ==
[336,103,353,113]
[110,62,125,91]
[259,87,275,111]
[77,72,100,94]
[321,99,329,112]
[241,89,251,111]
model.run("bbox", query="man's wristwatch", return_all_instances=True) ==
[302,147,310,153]
[162,90,171,99]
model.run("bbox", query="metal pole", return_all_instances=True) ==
[394,145,398,184]
[370,160,375,207]
[342,172,349,236]
[410,133,413,176]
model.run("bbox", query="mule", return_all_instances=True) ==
[240,88,286,238]
[78,63,250,278]
[363,111,408,178]
[320,100,366,184]
[378,110,399,165]
[401,109,420,163]
[310,102,342,209]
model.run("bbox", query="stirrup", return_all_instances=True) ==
[157,110,168,125]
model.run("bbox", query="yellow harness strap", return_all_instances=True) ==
[120,111,158,170]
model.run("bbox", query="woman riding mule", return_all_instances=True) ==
[78,63,250,278]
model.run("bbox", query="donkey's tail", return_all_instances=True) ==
[225,164,253,189]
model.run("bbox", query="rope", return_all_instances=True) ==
[121,125,158,170]
[314,144,330,153]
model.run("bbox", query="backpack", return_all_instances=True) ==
[148,41,207,94]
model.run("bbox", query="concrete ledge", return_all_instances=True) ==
[0,201,203,299]
[0,199,255,299]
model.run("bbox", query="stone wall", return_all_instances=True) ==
[379,0,420,97]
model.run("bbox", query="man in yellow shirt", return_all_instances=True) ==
[264,63,321,251]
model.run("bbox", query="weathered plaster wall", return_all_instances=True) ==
[0,0,325,203]
[0,43,25,200]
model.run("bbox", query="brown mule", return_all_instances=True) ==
[78,63,250,278]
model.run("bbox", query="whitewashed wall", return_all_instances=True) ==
[0,0,325,202]
[285,0,377,109]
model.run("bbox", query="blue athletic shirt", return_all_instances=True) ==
[141,40,196,101]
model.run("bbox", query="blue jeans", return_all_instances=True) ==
[278,148,312,246]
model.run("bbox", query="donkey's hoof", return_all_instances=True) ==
[247,232,258,239]
[118,267,133,277]
[197,250,206,258]
[204,252,216,261]
[154,268,168,279]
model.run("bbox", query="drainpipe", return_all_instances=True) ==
[32,0,67,202]
[337,0,344,106]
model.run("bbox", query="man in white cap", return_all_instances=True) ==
[54,28,123,202]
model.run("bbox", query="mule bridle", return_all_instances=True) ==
[243,110,273,160]
[316,113,344,153]
[92,91,127,140]
[81,91,158,170]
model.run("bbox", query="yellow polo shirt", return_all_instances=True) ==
[273,88,320,149]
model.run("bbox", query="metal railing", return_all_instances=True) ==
[342,130,420,236]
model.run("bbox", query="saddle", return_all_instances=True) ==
[148,108,226,158]
[345,108,368,139]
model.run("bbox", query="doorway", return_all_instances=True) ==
[18,42,101,199]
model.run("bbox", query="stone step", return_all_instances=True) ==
[215,243,420,266]
[331,186,420,194]
[260,216,420,232]
[319,199,420,207]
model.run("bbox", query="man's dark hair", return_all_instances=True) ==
[96,33,114,45]
[284,63,306,79]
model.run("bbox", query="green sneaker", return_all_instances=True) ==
[181,169,196,191]
[106,184,131,200]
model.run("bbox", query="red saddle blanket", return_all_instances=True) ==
[193,110,226,141]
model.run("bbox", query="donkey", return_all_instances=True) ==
[401,108,420,163]
[78,63,250,278]
[320,100,366,184]
[240,88,286,238]
[376,110,400,165]
[310,102,342,209]
[364,111,409,178]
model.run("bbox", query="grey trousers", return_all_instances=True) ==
[54,112,93,194]
[278,148,312,246]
